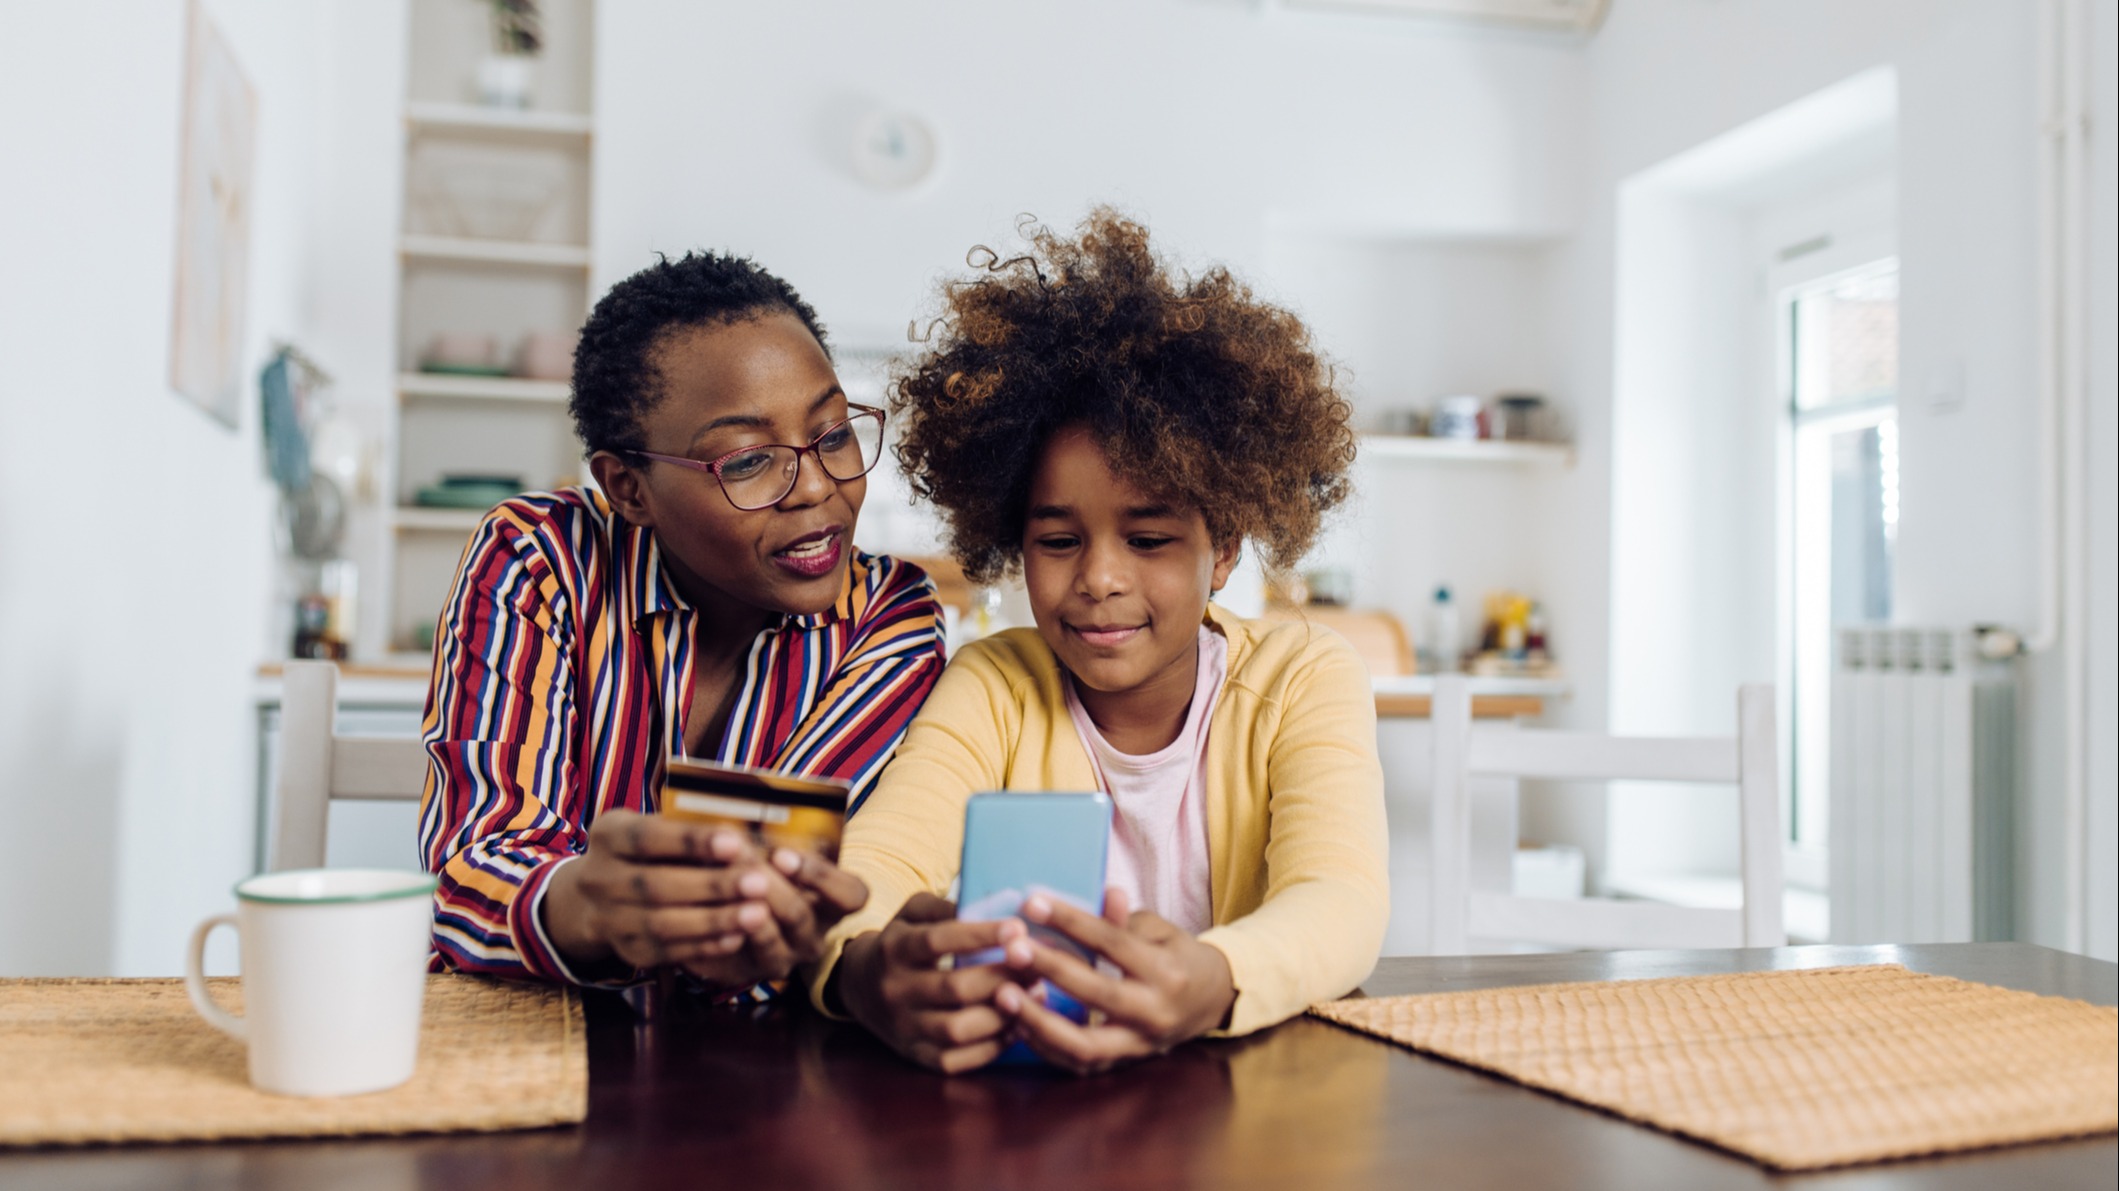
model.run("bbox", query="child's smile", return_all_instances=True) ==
[1021,425,1239,754]
[1065,621,1145,649]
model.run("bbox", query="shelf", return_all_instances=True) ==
[405,101,593,144]
[1358,435,1574,466]
[397,373,570,403]
[400,234,591,269]
[393,506,488,533]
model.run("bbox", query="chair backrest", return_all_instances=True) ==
[271,660,430,871]
[1427,675,1784,954]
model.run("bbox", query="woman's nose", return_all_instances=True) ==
[777,447,837,509]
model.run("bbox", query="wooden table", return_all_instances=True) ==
[6,943,2112,1190]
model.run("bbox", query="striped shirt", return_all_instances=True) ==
[417,487,943,984]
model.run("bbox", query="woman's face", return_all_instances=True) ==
[593,312,866,619]
[1021,425,1239,698]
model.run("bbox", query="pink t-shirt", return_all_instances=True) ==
[1062,626,1228,936]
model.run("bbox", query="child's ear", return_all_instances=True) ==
[589,451,657,528]
[1208,538,1242,594]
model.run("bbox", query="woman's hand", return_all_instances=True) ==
[834,892,1035,1074]
[539,809,867,989]
[993,889,1236,1075]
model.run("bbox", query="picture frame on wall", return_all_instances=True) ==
[168,0,256,429]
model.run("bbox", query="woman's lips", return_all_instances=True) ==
[772,529,843,579]
[1068,623,1143,649]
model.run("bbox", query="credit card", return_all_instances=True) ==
[658,757,849,858]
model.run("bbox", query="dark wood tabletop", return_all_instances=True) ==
[5,943,2113,1190]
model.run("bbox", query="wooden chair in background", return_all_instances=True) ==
[1427,675,1785,954]
[270,661,429,870]
[1259,605,1417,677]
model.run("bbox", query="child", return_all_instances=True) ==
[809,210,1387,1073]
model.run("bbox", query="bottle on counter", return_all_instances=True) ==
[1428,586,1460,674]
[1500,594,1532,661]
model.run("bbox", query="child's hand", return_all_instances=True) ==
[993,888,1237,1075]
[835,893,1036,1074]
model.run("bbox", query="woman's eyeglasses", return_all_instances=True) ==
[632,405,885,511]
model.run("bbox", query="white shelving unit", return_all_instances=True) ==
[1358,434,1574,466]
[385,0,596,654]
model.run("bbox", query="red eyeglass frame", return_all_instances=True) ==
[629,405,885,511]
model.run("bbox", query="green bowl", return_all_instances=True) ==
[415,482,519,509]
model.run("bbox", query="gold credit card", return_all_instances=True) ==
[659,757,849,858]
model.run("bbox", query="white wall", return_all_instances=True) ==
[1605,72,1898,881]
[2083,0,2117,963]
[1542,0,2112,953]
[1603,182,1766,875]
[1267,233,1564,643]
[590,0,1584,345]
[0,0,338,976]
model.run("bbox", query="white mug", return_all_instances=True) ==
[185,868,438,1097]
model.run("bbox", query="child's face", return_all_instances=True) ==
[1021,425,1239,698]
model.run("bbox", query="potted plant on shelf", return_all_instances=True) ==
[476,0,542,109]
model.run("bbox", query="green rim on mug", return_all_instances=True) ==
[233,868,440,906]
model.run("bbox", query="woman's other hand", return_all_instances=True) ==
[993,888,1236,1075]
[834,892,1034,1074]
[539,809,867,989]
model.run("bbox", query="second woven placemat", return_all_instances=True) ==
[1310,964,2117,1171]
[0,974,586,1147]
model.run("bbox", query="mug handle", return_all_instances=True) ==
[184,913,247,1042]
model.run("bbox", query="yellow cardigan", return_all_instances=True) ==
[807,603,1389,1037]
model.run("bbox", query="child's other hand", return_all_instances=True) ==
[993,887,1236,1076]
[836,893,1035,1074]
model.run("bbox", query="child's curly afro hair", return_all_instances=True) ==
[890,208,1355,585]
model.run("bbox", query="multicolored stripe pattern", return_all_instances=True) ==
[417,487,943,984]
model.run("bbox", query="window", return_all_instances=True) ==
[1784,260,1899,861]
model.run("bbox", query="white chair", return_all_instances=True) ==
[270,660,430,870]
[1427,675,1784,953]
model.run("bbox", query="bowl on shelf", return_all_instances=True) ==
[421,332,502,375]
[415,474,524,509]
[513,331,575,381]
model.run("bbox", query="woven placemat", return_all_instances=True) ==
[0,974,586,1147]
[1310,964,2118,1171]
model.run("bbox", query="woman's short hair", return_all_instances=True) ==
[570,252,829,457]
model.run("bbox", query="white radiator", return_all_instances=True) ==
[1829,627,2015,944]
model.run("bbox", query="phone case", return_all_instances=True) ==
[956,792,1112,1061]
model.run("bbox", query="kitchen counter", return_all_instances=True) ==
[1371,674,1567,719]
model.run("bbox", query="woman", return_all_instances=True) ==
[419,252,943,990]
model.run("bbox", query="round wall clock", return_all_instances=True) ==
[851,110,938,190]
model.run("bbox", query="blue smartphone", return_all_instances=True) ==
[956,791,1111,1061]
